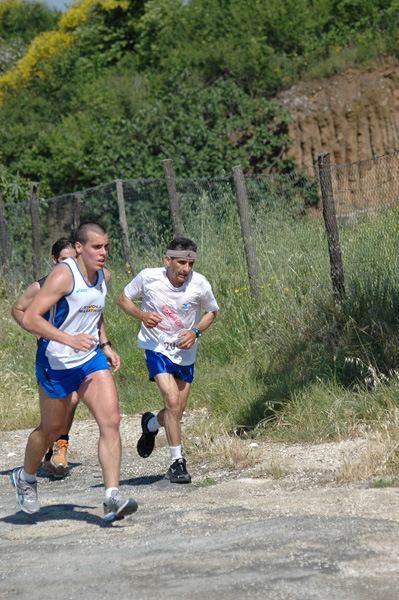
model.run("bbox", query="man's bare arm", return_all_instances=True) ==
[22,264,97,352]
[98,314,120,372]
[11,281,40,327]
[177,310,218,349]
[117,291,162,329]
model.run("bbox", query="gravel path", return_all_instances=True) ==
[1,413,399,599]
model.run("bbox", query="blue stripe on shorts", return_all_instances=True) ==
[145,350,194,383]
[36,348,109,398]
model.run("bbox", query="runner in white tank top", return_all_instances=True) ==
[11,223,138,522]
[37,256,107,370]
[11,238,78,479]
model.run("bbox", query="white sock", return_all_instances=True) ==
[105,487,118,501]
[20,468,36,484]
[147,415,160,432]
[169,445,183,463]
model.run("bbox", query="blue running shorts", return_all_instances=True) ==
[36,349,109,398]
[145,350,194,383]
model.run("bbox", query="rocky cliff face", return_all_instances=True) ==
[277,61,399,168]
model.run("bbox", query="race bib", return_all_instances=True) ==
[156,332,180,357]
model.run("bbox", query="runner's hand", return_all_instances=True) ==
[177,330,196,349]
[102,346,121,372]
[69,333,98,351]
[141,311,163,329]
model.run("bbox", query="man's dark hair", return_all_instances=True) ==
[74,222,107,245]
[51,237,74,262]
[167,237,197,252]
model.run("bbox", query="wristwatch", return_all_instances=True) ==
[191,327,202,338]
[99,340,112,349]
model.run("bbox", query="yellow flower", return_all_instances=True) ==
[284,287,289,291]
[234,289,239,293]
[126,263,130,267]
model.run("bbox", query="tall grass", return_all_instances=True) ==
[2,192,399,472]
[0,303,39,430]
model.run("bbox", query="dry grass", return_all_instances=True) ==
[184,411,270,474]
[337,410,399,483]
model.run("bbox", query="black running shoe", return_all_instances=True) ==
[137,412,158,458]
[165,458,192,484]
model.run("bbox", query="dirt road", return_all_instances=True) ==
[1,414,399,599]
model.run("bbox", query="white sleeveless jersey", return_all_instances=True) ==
[36,256,107,370]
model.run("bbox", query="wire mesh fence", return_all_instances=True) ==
[1,150,399,297]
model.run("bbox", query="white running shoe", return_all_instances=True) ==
[10,467,40,514]
[103,490,138,523]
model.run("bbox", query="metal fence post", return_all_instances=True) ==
[317,152,345,299]
[29,182,41,280]
[232,164,260,298]
[116,179,132,266]
[161,159,184,238]
[0,192,9,276]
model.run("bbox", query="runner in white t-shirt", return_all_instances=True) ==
[117,237,219,483]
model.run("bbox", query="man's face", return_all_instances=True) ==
[52,246,76,265]
[56,247,76,264]
[165,256,194,287]
[76,231,109,271]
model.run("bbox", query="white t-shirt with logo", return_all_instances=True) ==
[123,267,219,365]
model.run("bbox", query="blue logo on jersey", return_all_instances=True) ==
[76,288,88,293]
[181,303,191,310]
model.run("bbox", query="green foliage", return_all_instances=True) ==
[0,72,293,193]
[0,0,61,74]
[52,0,145,78]
[0,0,60,43]
[136,0,398,94]
[1,0,399,195]
[124,76,294,177]
[0,164,29,202]
[371,478,399,488]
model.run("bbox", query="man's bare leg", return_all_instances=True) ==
[24,385,74,476]
[78,369,121,489]
[153,374,191,446]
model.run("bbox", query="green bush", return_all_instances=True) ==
[0,0,60,43]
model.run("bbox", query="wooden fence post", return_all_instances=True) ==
[73,192,81,232]
[317,152,345,299]
[29,182,41,280]
[161,159,184,237]
[0,192,9,276]
[115,179,132,266]
[232,164,260,298]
